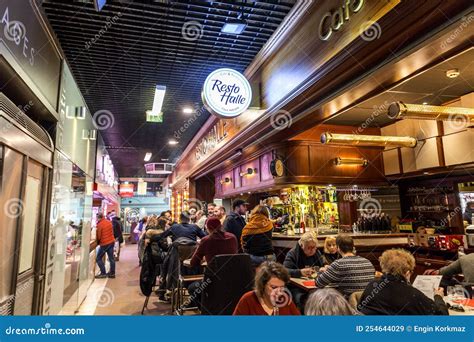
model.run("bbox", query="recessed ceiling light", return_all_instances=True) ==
[423,172,430,175]
[183,107,193,114]
[422,102,428,105]
[446,68,460,78]
[221,19,247,34]
[144,152,152,162]
[161,158,169,161]
[168,140,178,145]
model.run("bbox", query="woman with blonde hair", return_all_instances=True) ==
[322,236,340,265]
[358,249,448,315]
[241,205,275,266]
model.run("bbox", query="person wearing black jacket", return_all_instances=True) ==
[112,216,124,261]
[283,232,324,311]
[223,199,248,251]
[358,249,448,315]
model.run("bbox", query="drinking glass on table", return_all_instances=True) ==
[310,266,319,279]
[447,286,455,299]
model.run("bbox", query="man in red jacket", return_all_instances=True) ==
[96,213,116,278]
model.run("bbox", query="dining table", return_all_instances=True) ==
[289,277,317,291]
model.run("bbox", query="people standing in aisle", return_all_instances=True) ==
[215,206,226,225]
[112,216,124,261]
[316,235,375,297]
[223,199,248,252]
[129,218,138,244]
[195,210,207,230]
[206,203,217,218]
[95,213,116,278]
[241,205,275,266]
[160,211,207,242]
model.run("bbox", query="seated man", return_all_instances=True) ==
[316,235,375,297]
[283,232,324,311]
[160,211,207,242]
[429,253,474,284]
[187,218,238,308]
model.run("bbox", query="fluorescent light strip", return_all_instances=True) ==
[150,85,166,116]
[144,152,152,162]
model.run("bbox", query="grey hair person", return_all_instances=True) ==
[304,288,356,315]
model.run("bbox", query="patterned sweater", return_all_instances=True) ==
[316,255,375,297]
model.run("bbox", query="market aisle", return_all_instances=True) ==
[77,244,171,315]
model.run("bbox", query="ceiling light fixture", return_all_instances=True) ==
[168,140,178,145]
[220,177,232,184]
[240,168,257,177]
[183,107,193,114]
[321,132,417,148]
[334,157,368,167]
[144,152,152,162]
[446,68,460,78]
[388,102,474,125]
[146,85,166,122]
[221,4,247,34]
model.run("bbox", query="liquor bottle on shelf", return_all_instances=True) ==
[300,217,306,234]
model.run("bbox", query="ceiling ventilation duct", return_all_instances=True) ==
[144,163,174,175]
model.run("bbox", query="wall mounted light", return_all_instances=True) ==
[334,157,368,167]
[75,106,86,119]
[220,177,232,184]
[387,102,474,126]
[240,168,257,177]
[321,132,417,148]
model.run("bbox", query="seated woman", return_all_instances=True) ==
[283,232,324,311]
[305,288,356,315]
[358,249,448,315]
[233,261,300,315]
[322,236,340,265]
[241,205,275,266]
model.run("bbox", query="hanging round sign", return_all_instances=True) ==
[202,68,252,118]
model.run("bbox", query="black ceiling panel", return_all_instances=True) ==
[42,0,296,177]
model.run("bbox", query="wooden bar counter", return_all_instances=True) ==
[272,232,409,249]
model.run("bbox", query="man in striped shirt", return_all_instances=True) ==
[96,213,116,278]
[316,235,374,297]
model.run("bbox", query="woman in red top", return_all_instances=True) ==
[233,261,300,315]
